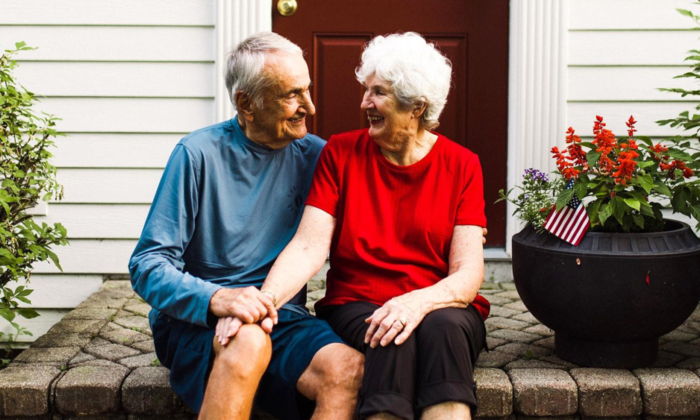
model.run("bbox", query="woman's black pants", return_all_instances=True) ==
[318,301,486,420]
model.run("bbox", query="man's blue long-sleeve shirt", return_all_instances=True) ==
[129,118,325,327]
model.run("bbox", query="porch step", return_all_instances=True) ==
[2,280,700,419]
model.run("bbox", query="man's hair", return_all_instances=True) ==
[225,32,302,109]
[355,32,452,130]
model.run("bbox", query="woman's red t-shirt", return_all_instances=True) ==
[306,129,490,320]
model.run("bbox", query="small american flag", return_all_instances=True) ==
[544,179,590,246]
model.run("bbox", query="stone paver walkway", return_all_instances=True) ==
[2,280,700,419]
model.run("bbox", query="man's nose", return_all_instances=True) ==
[300,91,316,116]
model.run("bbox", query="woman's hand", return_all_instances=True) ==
[364,293,429,348]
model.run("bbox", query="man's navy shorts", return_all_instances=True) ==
[150,305,344,420]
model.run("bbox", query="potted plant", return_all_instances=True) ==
[499,115,700,368]
[0,42,68,364]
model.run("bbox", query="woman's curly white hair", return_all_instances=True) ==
[355,32,452,130]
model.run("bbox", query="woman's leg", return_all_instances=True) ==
[414,306,486,420]
[321,302,418,420]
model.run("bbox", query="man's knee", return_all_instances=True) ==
[419,308,466,338]
[213,324,272,376]
[317,345,364,392]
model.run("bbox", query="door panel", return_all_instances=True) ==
[274,0,509,246]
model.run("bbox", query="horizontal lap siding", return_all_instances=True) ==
[0,0,216,342]
[566,0,698,140]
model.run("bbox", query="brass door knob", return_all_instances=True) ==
[277,0,298,16]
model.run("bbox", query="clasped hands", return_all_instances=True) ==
[209,287,277,346]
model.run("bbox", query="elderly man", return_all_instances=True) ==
[129,32,363,420]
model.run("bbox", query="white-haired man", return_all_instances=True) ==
[129,32,363,420]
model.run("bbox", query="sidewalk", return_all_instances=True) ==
[1,279,700,419]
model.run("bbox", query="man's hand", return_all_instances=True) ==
[209,286,278,325]
[215,315,274,346]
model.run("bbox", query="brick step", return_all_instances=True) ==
[2,281,700,419]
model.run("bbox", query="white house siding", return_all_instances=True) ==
[0,0,216,342]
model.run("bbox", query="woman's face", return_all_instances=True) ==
[361,74,416,149]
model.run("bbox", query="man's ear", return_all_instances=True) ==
[235,91,255,122]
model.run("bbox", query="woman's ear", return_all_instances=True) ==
[413,100,428,118]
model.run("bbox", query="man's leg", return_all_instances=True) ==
[198,324,272,420]
[296,342,364,420]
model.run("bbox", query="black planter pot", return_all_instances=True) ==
[512,220,700,368]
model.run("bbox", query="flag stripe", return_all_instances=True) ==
[544,179,590,246]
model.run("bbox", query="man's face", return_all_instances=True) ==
[251,52,315,148]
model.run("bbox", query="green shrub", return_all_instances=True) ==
[0,42,68,333]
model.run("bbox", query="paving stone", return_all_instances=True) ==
[570,368,642,417]
[31,333,92,349]
[490,329,542,344]
[56,365,130,415]
[13,347,80,368]
[650,350,685,368]
[487,337,508,349]
[484,295,513,306]
[68,352,96,367]
[633,368,700,416]
[684,320,700,334]
[62,308,118,321]
[499,283,517,291]
[85,337,113,348]
[532,336,555,350]
[0,365,60,416]
[119,353,159,369]
[474,368,513,417]
[494,291,521,300]
[476,351,520,368]
[509,369,578,416]
[130,340,156,353]
[47,319,106,337]
[477,289,502,295]
[503,359,565,370]
[516,416,580,420]
[78,296,129,309]
[486,317,531,332]
[689,305,700,321]
[659,330,696,343]
[124,303,152,317]
[114,316,151,333]
[495,343,552,358]
[675,357,700,369]
[100,326,152,346]
[660,341,700,358]
[522,324,554,336]
[490,306,522,318]
[503,301,528,312]
[541,355,579,369]
[122,367,181,415]
[512,312,538,324]
[84,343,141,361]
[73,359,125,368]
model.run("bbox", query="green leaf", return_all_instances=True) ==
[555,188,575,211]
[638,174,654,194]
[623,197,641,211]
[14,41,26,49]
[574,181,588,200]
[587,150,602,168]
[0,308,15,322]
[611,197,627,225]
[586,199,603,224]
[633,214,645,229]
[17,308,39,319]
[636,136,654,147]
[653,180,673,197]
[44,249,62,271]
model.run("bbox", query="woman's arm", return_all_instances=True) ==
[261,205,337,306]
[365,224,484,347]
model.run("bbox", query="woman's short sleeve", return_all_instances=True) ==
[455,154,487,227]
[305,135,341,217]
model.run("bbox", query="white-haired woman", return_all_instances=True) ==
[225,32,490,420]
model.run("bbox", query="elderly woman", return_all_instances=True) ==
[219,32,489,420]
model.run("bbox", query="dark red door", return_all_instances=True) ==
[274,0,509,246]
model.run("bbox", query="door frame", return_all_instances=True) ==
[216,0,570,257]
